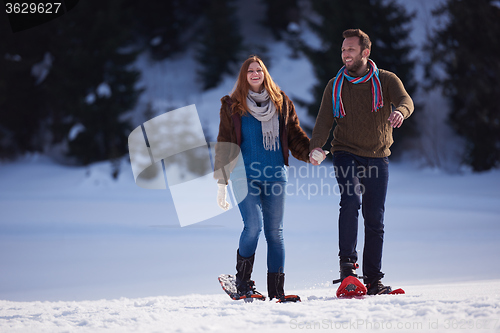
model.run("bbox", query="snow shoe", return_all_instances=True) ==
[218,250,266,301]
[389,288,405,295]
[336,276,367,298]
[267,272,301,303]
[218,274,265,301]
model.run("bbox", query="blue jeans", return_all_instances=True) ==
[234,179,286,273]
[333,151,389,282]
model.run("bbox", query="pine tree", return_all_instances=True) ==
[123,0,209,60]
[300,0,416,155]
[0,13,52,157]
[196,0,242,90]
[52,0,142,165]
[261,0,300,40]
[0,0,142,166]
[424,0,500,171]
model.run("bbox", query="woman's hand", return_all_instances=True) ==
[309,148,329,165]
[217,183,230,210]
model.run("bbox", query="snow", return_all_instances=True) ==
[2,1,500,332]
[150,36,162,47]
[1,281,500,332]
[1,155,500,332]
[31,52,53,85]
[85,92,96,105]
[68,123,86,141]
[97,82,112,98]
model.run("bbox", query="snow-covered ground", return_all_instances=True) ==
[2,1,499,332]
[1,280,500,333]
[1,155,500,332]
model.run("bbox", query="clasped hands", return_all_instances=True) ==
[308,111,403,167]
[309,148,329,165]
[216,148,330,210]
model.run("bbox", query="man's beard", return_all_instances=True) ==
[344,56,364,74]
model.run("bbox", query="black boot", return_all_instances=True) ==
[235,250,263,298]
[267,272,301,302]
[267,272,284,300]
[366,279,392,295]
[339,258,359,281]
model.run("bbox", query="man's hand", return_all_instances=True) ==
[388,111,404,128]
[309,148,329,165]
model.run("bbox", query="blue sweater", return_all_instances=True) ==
[239,113,287,182]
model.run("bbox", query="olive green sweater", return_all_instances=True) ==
[310,69,414,158]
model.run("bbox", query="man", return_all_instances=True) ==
[309,29,414,295]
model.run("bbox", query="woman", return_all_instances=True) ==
[214,55,310,302]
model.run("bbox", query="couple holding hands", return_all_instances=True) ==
[214,29,414,302]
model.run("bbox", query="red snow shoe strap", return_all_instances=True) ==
[389,288,405,295]
[336,276,367,298]
[276,295,301,303]
[233,293,266,301]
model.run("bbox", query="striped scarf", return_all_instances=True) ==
[332,59,383,118]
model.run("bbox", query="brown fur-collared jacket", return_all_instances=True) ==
[214,91,310,184]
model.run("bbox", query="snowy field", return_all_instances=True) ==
[0,280,499,333]
[2,1,499,331]
[1,155,500,332]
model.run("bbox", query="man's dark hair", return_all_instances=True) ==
[343,29,372,51]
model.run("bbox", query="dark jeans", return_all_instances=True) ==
[332,151,389,282]
[234,179,286,273]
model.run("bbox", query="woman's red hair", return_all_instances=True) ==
[230,55,283,115]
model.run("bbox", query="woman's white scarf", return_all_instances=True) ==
[246,89,279,151]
